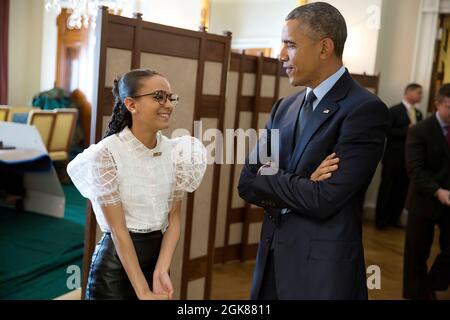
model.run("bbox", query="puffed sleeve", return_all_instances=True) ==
[170,136,207,201]
[67,144,121,206]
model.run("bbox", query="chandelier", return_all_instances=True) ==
[45,0,125,29]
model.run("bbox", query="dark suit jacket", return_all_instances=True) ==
[383,103,423,169]
[238,71,389,300]
[405,114,450,220]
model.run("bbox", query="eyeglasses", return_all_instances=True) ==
[131,90,179,107]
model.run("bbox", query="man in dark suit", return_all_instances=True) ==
[238,2,388,300]
[375,84,424,229]
[403,83,450,300]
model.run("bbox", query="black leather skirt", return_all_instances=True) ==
[85,230,163,300]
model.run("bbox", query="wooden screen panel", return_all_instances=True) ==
[141,53,198,133]
[221,53,308,263]
[261,75,277,98]
[214,70,239,260]
[242,73,257,96]
[104,48,132,87]
[279,75,302,98]
[239,56,281,261]
[107,23,135,50]
[223,53,258,262]
[190,118,217,258]
[350,73,380,95]
[203,62,222,95]
[187,278,206,299]
[140,28,200,60]
[86,6,231,300]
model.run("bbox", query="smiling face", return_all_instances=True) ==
[279,19,324,88]
[125,75,174,132]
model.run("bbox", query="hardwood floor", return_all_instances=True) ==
[211,221,450,300]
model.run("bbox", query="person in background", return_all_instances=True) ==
[403,83,450,299]
[375,83,423,229]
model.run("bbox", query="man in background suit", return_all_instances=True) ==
[375,84,423,229]
[403,83,450,300]
[238,2,388,299]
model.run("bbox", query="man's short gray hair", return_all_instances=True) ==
[286,2,347,58]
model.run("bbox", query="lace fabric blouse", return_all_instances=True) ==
[67,127,207,233]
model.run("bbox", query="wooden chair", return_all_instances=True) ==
[0,106,10,121]
[8,106,40,122]
[48,108,78,161]
[27,109,57,149]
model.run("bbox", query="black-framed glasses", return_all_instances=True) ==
[131,90,179,107]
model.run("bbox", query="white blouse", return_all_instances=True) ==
[67,127,207,233]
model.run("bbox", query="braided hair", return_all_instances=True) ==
[104,68,162,138]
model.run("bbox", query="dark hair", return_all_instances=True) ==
[286,2,347,58]
[404,83,422,94]
[436,83,450,102]
[104,68,162,138]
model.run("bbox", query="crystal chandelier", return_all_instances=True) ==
[45,0,125,30]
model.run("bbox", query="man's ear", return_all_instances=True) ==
[320,38,335,59]
[124,97,136,114]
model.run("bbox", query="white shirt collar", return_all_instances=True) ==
[120,126,162,159]
[402,99,414,110]
[305,66,346,111]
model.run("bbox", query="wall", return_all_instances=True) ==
[7,0,204,107]
[375,0,422,108]
[210,0,382,74]
[209,0,297,56]
[313,0,382,74]
[363,0,421,213]
[40,5,58,92]
[8,0,45,106]
[137,0,203,31]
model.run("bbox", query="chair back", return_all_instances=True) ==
[48,108,78,160]
[27,110,56,149]
[0,106,10,121]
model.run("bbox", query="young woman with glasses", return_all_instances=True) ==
[67,69,207,300]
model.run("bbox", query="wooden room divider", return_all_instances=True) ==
[213,53,299,264]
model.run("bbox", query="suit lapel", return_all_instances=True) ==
[288,99,340,171]
[287,70,353,172]
[432,115,450,160]
[278,90,306,168]
[400,104,411,125]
